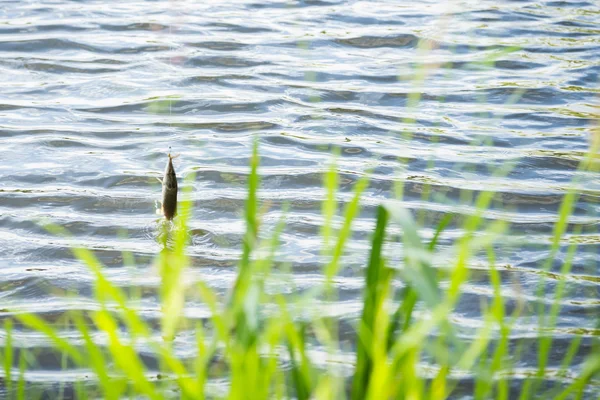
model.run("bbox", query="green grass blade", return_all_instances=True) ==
[325,176,369,284]
[285,322,312,400]
[44,221,152,339]
[16,313,84,365]
[75,380,88,400]
[73,312,123,400]
[194,323,207,400]
[320,156,339,255]
[3,318,13,396]
[94,310,159,400]
[428,213,453,252]
[352,205,391,400]
[161,171,195,342]
[387,286,417,352]
[384,202,440,308]
[17,350,25,400]
[242,136,260,267]
[229,137,261,347]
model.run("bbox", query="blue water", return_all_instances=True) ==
[0,0,598,397]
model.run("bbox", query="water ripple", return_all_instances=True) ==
[0,0,598,393]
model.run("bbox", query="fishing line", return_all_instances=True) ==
[169,7,172,122]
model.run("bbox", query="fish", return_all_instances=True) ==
[161,153,178,220]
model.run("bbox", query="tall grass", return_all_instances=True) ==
[0,134,599,399]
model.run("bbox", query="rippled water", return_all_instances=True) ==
[1,0,599,397]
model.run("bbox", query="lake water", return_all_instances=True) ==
[0,0,599,397]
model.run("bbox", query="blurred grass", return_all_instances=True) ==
[0,133,597,399]
[1,53,599,399]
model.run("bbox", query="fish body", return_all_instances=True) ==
[161,154,178,220]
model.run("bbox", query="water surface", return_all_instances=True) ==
[0,0,599,397]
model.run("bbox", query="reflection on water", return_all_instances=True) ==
[0,0,599,396]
